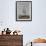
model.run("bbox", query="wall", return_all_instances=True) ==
[0,0,46,45]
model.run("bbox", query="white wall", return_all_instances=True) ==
[0,0,46,45]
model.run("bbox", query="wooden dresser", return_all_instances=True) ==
[0,35,23,46]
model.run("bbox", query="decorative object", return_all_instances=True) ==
[16,1,32,21]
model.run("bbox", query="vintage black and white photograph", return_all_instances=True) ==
[16,1,32,21]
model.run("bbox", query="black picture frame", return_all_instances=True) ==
[16,1,32,21]
[30,42,32,46]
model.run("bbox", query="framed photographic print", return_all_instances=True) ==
[16,1,32,21]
